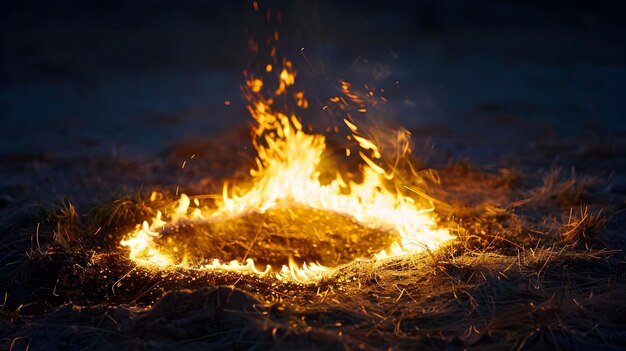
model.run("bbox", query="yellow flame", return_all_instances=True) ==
[120,59,454,282]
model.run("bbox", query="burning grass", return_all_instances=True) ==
[2,27,626,351]
[2,149,626,349]
[2,81,625,348]
[115,58,454,281]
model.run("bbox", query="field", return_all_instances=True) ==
[1,1,625,350]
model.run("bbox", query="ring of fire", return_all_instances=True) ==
[120,59,454,283]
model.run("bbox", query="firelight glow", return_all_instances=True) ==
[120,59,454,282]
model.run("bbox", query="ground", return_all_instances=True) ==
[1,1,626,350]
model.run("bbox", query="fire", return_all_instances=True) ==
[120,59,453,282]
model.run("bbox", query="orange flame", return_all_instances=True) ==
[120,59,453,282]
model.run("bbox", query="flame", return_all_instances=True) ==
[120,59,454,282]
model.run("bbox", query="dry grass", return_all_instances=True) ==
[1,137,625,350]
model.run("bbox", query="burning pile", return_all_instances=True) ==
[120,58,453,282]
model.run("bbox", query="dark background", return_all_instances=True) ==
[2,0,625,158]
